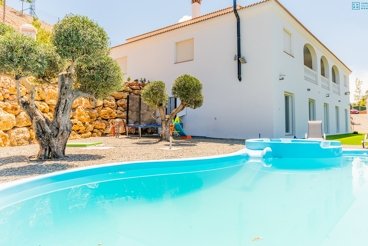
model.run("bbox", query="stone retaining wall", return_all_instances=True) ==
[0,75,155,147]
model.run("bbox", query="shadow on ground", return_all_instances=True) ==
[0,163,73,177]
[0,154,105,166]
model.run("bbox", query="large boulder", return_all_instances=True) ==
[7,127,30,146]
[0,108,16,130]
[44,87,58,105]
[73,106,91,123]
[35,86,46,101]
[72,97,93,109]
[15,111,32,127]
[103,96,117,109]
[87,109,99,122]
[93,120,108,130]
[68,131,81,140]
[0,130,10,147]
[35,101,49,113]
[71,119,85,133]
[99,107,117,119]
[116,99,127,109]
[111,92,128,100]
[2,102,21,115]
[0,92,3,101]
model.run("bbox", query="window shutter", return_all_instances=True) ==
[283,30,291,54]
[116,57,128,74]
[176,39,194,63]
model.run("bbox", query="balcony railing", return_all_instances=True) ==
[304,66,317,84]
[321,76,329,90]
[332,82,340,95]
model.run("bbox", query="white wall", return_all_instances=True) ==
[269,1,351,138]
[111,1,351,139]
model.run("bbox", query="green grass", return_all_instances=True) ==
[66,142,103,147]
[326,133,365,145]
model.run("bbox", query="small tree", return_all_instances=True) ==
[0,16,122,159]
[141,74,204,140]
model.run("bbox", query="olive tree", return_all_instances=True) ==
[141,74,204,140]
[0,16,122,159]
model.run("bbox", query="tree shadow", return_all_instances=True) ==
[0,154,105,166]
[0,163,74,177]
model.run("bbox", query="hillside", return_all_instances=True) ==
[0,4,52,31]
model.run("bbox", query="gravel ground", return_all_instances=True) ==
[0,136,245,184]
[1,116,367,185]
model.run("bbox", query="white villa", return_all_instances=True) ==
[110,0,352,139]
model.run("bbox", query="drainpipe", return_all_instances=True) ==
[233,0,242,82]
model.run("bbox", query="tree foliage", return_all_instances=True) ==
[0,31,48,77]
[52,15,109,61]
[0,21,15,36]
[141,74,203,140]
[74,55,123,99]
[172,74,204,109]
[141,81,168,110]
[31,18,52,44]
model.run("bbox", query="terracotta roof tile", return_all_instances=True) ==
[114,0,270,46]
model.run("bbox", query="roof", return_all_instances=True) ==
[112,0,351,72]
[116,0,270,45]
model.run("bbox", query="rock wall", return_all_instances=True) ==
[0,75,156,147]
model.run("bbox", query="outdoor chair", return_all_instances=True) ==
[305,121,326,140]
[362,133,368,148]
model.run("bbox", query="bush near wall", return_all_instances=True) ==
[0,75,155,147]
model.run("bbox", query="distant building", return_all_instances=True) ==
[111,0,352,139]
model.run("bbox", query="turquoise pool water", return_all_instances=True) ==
[1,145,368,245]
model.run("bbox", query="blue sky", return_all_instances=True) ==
[6,0,368,99]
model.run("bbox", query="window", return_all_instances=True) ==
[308,99,316,121]
[324,103,329,133]
[320,58,325,77]
[285,93,294,135]
[344,109,349,132]
[304,46,313,69]
[175,38,194,63]
[116,57,127,74]
[335,106,340,133]
[332,69,336,83]
[332,66,339,84]
[283,29,292,55]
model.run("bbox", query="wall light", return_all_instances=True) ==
[279,74,286,80]
[307,88,311,91]
[338,100,341,102]
[326,93,330,97]
[239,57,247,64]
[345,91,350,95]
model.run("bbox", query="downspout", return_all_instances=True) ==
[233,0,242,82]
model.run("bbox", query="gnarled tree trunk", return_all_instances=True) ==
[19,72,88,160]
[158,103,185,141]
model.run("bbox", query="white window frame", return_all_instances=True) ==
[324,103,329,133]
[175,38,194,63]
[284,92,294,135]
[308,99,316,121]
[335,106,340,133]
[283,29,292,56]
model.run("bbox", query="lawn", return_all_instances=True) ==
[326,133,365,145]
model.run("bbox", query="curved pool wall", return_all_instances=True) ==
[0,149,249,210]
[245,138,343,159]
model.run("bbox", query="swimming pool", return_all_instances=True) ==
[1,140,368,245]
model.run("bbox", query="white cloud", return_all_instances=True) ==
[178,15,192,23]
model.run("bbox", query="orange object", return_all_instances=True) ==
[181,136,192,139]
[170,124,175,136]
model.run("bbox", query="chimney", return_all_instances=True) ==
[192,0,202,18]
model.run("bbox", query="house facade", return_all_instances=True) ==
[110,0,351,139]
